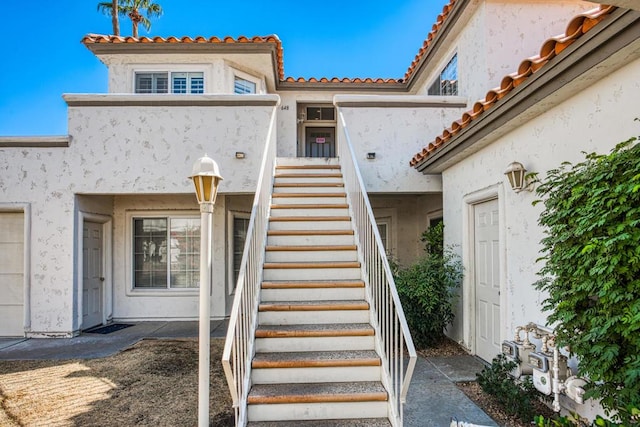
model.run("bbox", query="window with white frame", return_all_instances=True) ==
[135,72,204,94]
[376,217,391,253]
[132,216,200,289]
[427,53,458,96]
[231,214,250,292]
[135,73,168,94]
[234,76,256,94]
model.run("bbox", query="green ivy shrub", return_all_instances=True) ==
[535,408,640,427]
[534,136,640,424]
[393,222,462,348]
[477,353,541,423]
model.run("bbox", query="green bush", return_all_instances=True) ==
[393,222,462,348]
[535,408,640,427]
[477,354,540,423]
[534,135,640,423]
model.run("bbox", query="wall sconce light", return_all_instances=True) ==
[367,152,376,160]
[504,161,533,193]
[235,152,245,159]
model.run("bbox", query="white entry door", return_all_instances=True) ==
[83,221,104,329]
[474,199,501,362]
[0,213,24,336]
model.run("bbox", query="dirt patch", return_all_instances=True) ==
[457,381,556,427]
[0,339,233,427]
[1,336,558,427]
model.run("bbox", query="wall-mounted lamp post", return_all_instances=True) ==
[189,154,223,427]
[504,161,531,193]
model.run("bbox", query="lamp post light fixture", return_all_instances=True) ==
[504,161,531,193]
[189,154,223,427]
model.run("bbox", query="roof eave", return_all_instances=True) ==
[83,40,281,56]
[403,0,473,91]
[275,80,407,92]
[415,7,640,174]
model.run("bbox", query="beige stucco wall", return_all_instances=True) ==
[101,53,273,94]
[66,102,274,194]
[338,105,465,193]
[0,100,276,334]
[442,57,640,361]
[416,0,595,103]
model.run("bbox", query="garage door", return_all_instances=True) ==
[0,212,24,336]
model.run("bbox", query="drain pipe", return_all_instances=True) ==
[550,336,562,412]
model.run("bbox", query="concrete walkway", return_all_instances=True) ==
[0,322,497,426]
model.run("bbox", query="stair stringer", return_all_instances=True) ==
[343,181,403,427]
[233,162,276,427]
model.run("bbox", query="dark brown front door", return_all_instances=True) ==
[305,127,335,158]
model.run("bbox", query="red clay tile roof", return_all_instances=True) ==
[404,0,458,82]
[82,34,286,81]
[409,4,616,168]
[82,0,460,86]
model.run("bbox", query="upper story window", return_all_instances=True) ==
[136,73,168,93]
[172,72,204,94]
[135,72,204,94]
[234,76,256,94]
[305,106,335,121]
[427,54,458,96]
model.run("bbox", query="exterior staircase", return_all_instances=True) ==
[245,158,392,426]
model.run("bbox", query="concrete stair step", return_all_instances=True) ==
[276,164,341,170]
[256,323,374,338]
[271,196,347,205]
[261,282,363,300]
[247,382,388,422]
[254,324,375,352]
[272,192,346,198]
[276,158,340,167]
[248,381,387,404]
[247,401,388,423]
[252,350,380,368]
[262,263,361,281]
[265,248,358,263]
[274,176,344,184]
[273,182,345,193]
[263,261,360,268]
[267,233,355,246]
[268,217,352,231]
[270,206,349,217]
[258,300,369,325]
[267,230,354,237]
[251,350,381,384]
[259,300,369,311]
[262,280,364,289]
[262,280,365,301]
[247,418,391,427]
[270,203,349,210]
[275,172,343,179]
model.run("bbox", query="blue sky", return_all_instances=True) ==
[0,1,443,136]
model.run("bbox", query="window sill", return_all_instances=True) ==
[126,288,200,297]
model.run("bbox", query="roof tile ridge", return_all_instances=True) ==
[409,5,617,168]
[403,0,457,82]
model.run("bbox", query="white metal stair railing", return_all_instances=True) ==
[336,109,418,426]
[222,105,278,427]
